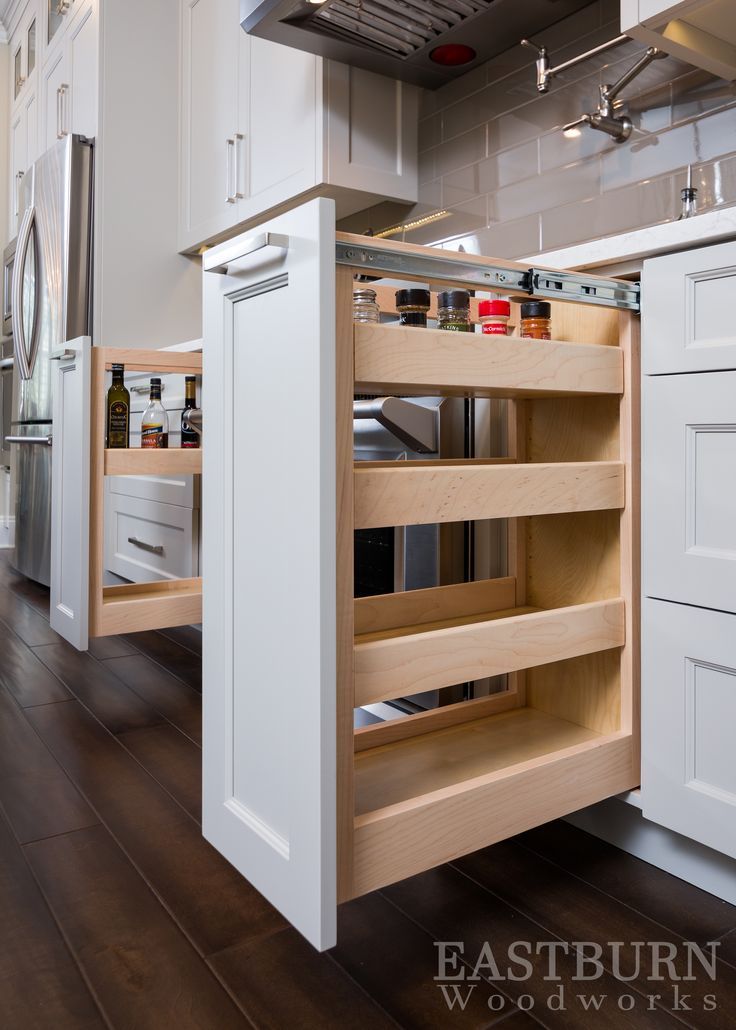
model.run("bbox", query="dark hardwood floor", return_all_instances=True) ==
[1,552,736,1029]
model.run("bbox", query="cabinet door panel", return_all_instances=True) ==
[202,198,336,950]
[180,0,239,248]
[244,38,317,213]
[68,0,98,139]
[642,241,736,374]
[42,48,69,154]
[326,63,418,203]
[10,107,27,227]
[643,598,736,859]
[643,370,736,613]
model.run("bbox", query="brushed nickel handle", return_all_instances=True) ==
[130,383,165,395]
[203,232,289,275]
[226,137,236,204]
[127,536,164,555]
[233,133,244,200]
[5,434,52,446]
[57,84,69,138]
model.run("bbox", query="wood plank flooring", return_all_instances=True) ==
[1,552,736,1028]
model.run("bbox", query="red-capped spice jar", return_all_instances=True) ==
[519,301,552,340]
[478,299,511,336]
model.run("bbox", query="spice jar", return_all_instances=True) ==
[437,290,471,332]
[478,299,511,336]
[353,288,380,324]
[395,288,430,328]
[519,301,552,340]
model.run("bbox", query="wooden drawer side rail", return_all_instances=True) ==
[88,347,203,640]
[354,460,625,530]
[355,324,624,398]
[354,597,625,707]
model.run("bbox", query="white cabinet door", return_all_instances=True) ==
[50,337,91,651]
[326,63,418,203]
[202,198,337,950]
[179,0,240,250]
[642,598,736,859]
[10,106,28,228]
[67,0,98,140]
[42,46,69,154]
[642,240,736,374]
[242,38,317,220]
[643,370,736,613]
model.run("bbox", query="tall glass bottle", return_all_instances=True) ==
[141,378,169,448]
[181,375,199,449]
[106,364,130,448]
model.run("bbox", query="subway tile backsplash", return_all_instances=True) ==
[341,0,736,259]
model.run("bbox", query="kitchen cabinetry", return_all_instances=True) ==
[179,0,418,252]
[641,238,736,861]
[621,0,736,81]
[51,207,641,950]
[7,0,97,234]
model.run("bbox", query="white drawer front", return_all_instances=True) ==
[643,240,736,374]
[643,370,736,613]
[105,493,199,583]
[642,598,736,860]
[108,472,199,508]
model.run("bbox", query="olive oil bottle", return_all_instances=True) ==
[106,364,130,448]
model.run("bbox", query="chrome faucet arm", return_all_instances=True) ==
[522,34,629,93]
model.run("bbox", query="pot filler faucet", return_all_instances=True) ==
[521,35,666,143]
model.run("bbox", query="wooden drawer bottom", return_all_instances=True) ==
[350,718,636,897]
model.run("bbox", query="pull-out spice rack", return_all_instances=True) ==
[334,234,640,900]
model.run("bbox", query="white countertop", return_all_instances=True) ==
[527,206,736,271]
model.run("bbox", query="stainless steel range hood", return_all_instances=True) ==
[241,0,596,88]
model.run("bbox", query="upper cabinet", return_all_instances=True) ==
[179,0,418,253]
[7,0,98,237]
[621,0,736,80]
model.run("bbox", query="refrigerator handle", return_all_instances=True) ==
[12,204,41,382]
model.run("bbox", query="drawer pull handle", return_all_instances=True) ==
[130,383,165,395]
[128,536,164,555]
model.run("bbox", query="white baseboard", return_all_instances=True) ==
[0,518,15,549]
[568,798,736,906]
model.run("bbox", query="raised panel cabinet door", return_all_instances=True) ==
[643,370,736,613]
[179,0,240,250]
[41,46,69,154]
[642,597,736,859]
[67,0,98,139]
[325,62,418,204]
[642,240,736,374]
[50,337,91,651]
[242,38,317,218]
[10,106,28,228]
[202,198,337,951]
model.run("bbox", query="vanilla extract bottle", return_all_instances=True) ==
[141,378,169,448]
[180,375,199,449]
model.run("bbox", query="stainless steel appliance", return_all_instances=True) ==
[0,339,12,469]
[241,0,593,89]
[3,238,15,337]
[9,134,93,586]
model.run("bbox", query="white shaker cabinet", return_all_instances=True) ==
[642,598,736,861]
[641,238,736,860]
[179,0,418,252]
[41,0,97,152]
[621,0,736,81]
[9,91,37,225]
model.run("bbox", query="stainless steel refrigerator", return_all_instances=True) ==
[9,134,93,586]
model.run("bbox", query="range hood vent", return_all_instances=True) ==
[303,0,494,61]
[241,0,596,88]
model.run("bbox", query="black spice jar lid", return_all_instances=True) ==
[395,288,431,308]
[438,289,470,309]
[520,301,551,319]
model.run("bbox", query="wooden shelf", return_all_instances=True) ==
[354,324,624,398]
[354,460,625,530]
[355,597,625,707]
[351,708,634,895]
[104,449,202,476]
[93,577,202,636]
